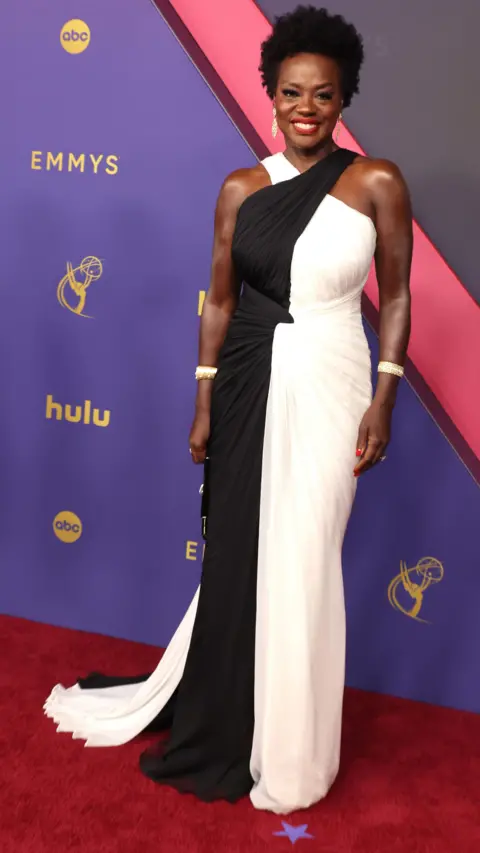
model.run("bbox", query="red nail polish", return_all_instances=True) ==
[356,449,362,457]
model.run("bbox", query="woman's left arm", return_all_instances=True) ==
[354,160,413,477]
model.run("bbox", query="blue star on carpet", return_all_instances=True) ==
[273,822,315,845]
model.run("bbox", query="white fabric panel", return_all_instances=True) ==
[250,154,375,812]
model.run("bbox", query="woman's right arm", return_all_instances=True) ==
[189,170,252,464]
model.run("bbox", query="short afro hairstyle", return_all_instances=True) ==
[259,5,364,109]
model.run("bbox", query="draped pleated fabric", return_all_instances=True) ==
[45,149,376,813]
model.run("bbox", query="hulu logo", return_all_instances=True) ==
[45,394,110,427]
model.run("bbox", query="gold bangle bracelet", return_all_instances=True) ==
[378,361,404,378]
[195,366,218,381]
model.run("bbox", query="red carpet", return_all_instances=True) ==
[1,615,479,853]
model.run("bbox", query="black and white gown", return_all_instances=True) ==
[45,149,376,814]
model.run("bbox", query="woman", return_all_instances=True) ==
[45,6,412,814]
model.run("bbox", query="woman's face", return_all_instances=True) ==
[274,53,343,150]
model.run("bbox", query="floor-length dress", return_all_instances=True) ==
[45,149,376,814]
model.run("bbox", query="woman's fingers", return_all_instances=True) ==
[354,437,383,477]
[356,424,368,459]
[370,442,387,467]
[190,445,206,464]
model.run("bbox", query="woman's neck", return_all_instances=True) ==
[283,139,338,173]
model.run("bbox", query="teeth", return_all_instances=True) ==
[294,123,317,130]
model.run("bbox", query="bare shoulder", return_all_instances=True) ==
[351,154,409,199]
[217,163,270,214]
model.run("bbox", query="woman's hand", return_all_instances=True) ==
[353,399,393,477]
[189,408,210,465]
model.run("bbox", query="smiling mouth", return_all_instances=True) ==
[291,121,319,134]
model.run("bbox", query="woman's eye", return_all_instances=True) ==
[281,88,333,100]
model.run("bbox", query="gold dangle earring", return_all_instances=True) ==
[272,104,278,139]
[335,112,343,143]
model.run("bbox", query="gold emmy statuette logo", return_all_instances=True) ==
[388,557,444,624]
[60,20,91,54]
[53,511,83,543]
[198,291,206,316]
[46,395,110,428]
[57,256,103,318]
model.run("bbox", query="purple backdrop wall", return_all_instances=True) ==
[0,1,255,643]
[1,1,479,715]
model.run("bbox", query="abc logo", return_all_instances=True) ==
[53,511,83,543]
[60,20,91,54]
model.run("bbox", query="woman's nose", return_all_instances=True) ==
[296,96,316,114]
